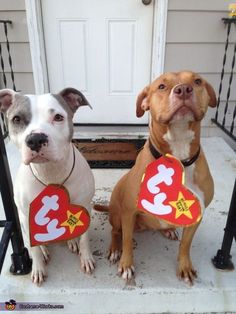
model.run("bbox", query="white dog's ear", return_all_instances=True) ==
[0,89,16,113]
[59,88,92,113]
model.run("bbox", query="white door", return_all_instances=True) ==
[41,0,154,124]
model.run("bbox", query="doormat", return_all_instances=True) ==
[72,138,146,168]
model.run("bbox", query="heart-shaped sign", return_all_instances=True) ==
[29,185,90,246]
[137,154,202,227]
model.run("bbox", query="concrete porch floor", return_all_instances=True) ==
[0,137,236,314]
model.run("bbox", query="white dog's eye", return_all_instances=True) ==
[54,114,64,122]
[12,115,21,124]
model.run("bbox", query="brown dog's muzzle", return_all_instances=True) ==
[173,84,193,100]
[168,83,198,122]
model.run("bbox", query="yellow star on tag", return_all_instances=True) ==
[61,210,84,233]
[169,192,195,219]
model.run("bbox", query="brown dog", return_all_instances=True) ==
[95,71,216,284]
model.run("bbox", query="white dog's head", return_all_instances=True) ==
[0,88,91,165]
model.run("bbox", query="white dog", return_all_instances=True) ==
[0,88,95,285]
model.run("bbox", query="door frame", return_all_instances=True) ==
[25,0,168,95]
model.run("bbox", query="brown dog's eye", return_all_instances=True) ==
[158,84,166,90]
[54,114,64,122]
[194,78,202,86]
[12,116,21,124]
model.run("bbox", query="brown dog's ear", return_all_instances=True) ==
[0,89,16,113]
[60,88,92,113]
[136,86,150,117]
[205,82,217,108]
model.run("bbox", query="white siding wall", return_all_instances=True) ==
[165,0,236,129]
[0,0,35,93]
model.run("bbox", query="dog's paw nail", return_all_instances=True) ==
[43,255,50,264]
[161,229,179,240]
[109,251,121,264]
[80,255,95,274]
[173,231,179,240]
[118,266,135,280]
[123,270,129,280]
[68,240,80,254]
[117,268,122,276]
[31,270,47,286]
[184,277,193,286]
[121,267,135,280]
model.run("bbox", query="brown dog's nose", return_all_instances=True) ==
[173,84,193,99]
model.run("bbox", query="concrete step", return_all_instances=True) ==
[1,137,236,314]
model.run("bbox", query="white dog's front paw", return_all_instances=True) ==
[67,238,80,254]
[80,252,95,274]
[31,262,47,286]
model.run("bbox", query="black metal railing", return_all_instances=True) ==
[0,20,17,139]
[0,20,31,275]
[212,17,236,271]
[212,17,236,141]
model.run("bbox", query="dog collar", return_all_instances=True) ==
[148,139,200,167]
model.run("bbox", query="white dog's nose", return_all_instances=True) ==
[25,133,48,152]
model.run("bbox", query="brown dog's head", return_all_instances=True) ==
[136,71,216,124]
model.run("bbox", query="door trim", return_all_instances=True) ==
[151,0,168,80]
[25,0,49,93]
[25,0,168,94]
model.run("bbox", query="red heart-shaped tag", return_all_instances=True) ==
[137,155,202,227]
[29,185,90,246]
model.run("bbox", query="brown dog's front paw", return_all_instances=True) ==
[177,260,197,285]
[109,250,121,264]
[118,259,135,281]
[118,265,135,281]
